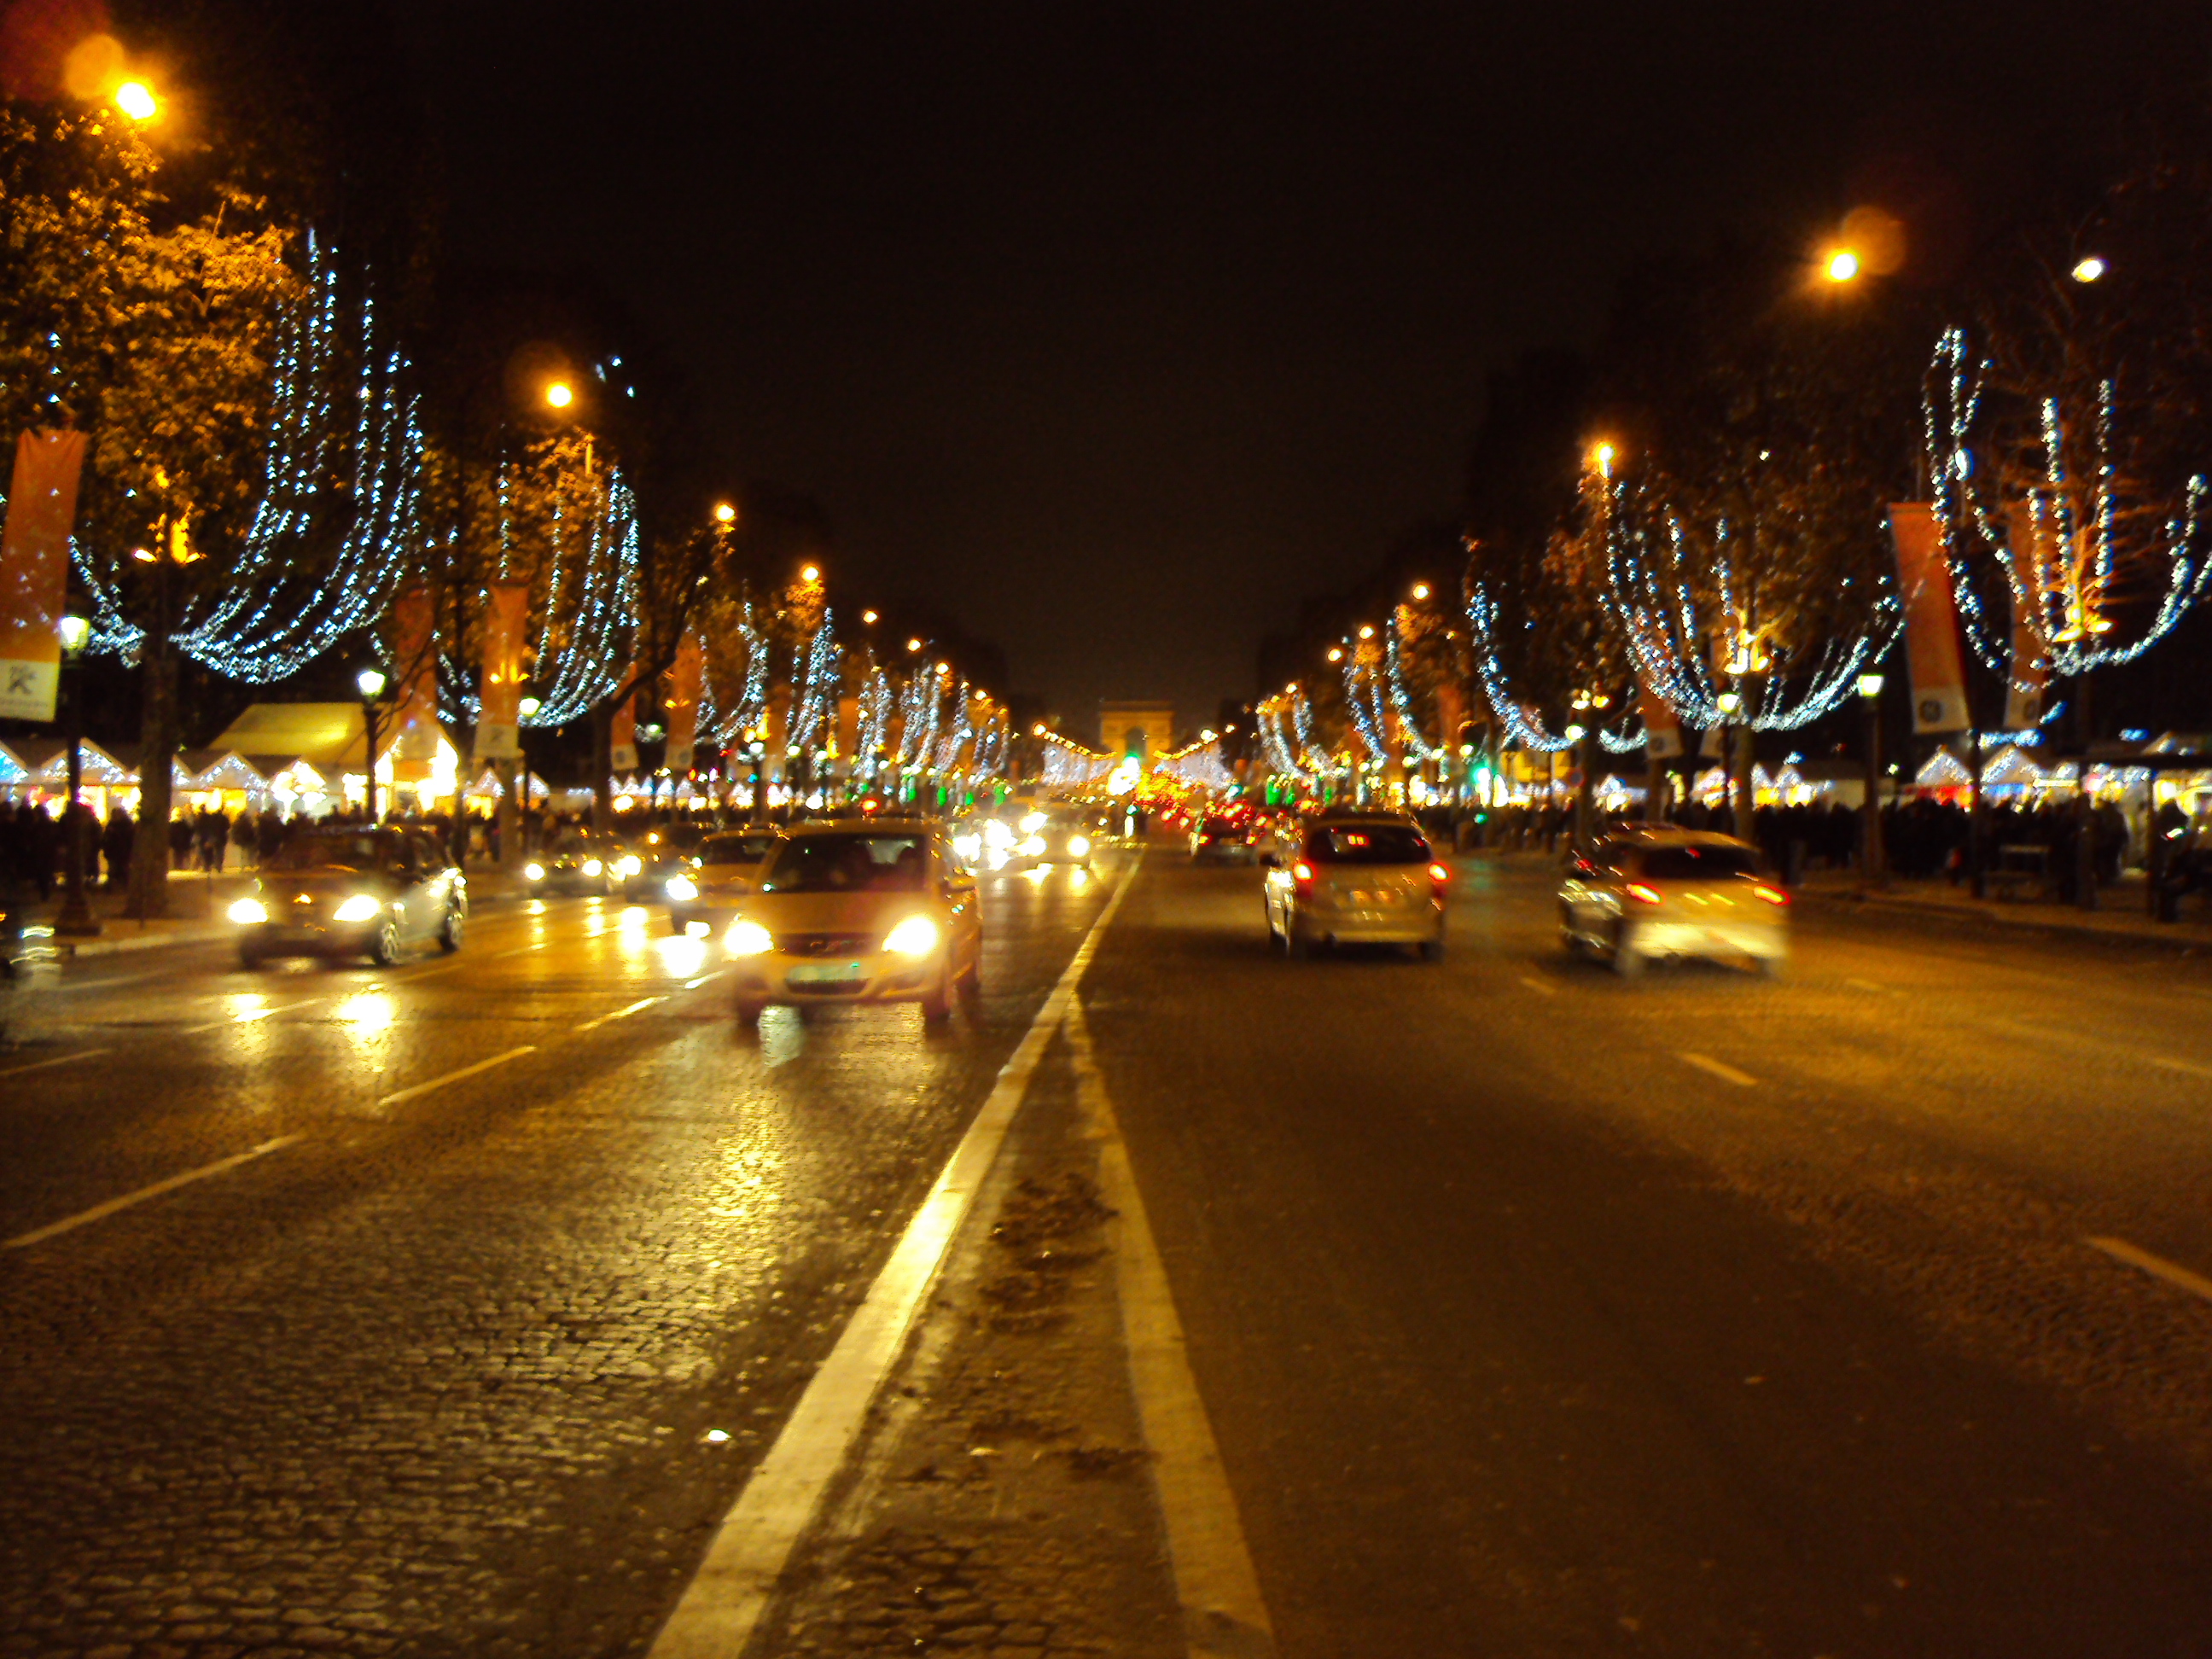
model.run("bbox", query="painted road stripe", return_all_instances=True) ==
[1679,1051,1759,1087]
[2087,1236,2212,1307]
[5,1135,301,1249]
[2149,1054,2212,1082]
[1071,998,1278,1659]
[373,1045,538,1109]
[684,969,728,990]
[1518,975,1557,997]
[0,1047,113,1080]
[577,997,665,1033]
[647,858,1139,1659]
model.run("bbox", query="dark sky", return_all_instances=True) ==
[387,0,2201,731]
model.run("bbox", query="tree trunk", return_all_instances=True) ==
[496,758,520,870]
[591,701,613,835]
[1732,723,1756,841]
[125,640,178,921]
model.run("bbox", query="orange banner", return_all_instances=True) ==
[1640,686,1683,759]
[1889,503,1970,734]
[389,579,441,764]
[663,634,702,775]
[474,582,527,764]
[0,428,86,722]
[608,678,637,776]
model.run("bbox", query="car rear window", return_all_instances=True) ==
[1305,825,1430,864]
[267,830,393,872]
[763,833,927,894]
[700,833,777,864]
[1639,845,1759,881]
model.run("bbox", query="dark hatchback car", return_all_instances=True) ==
[231,826,467,967]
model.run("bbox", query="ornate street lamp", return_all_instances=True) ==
[54,614,101,938]
[357,666,387,823]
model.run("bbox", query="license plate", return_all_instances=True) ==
[788,961,865,986]
[1351,890,1400,906]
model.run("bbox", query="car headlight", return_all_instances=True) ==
[333,894,383,923]
[583,859,604,877]
[665,876,700,902]
[524,862,546,881]
[882,914,941,958]
[725,918,776,956]
[227,897,268,925]
[615,855,643,877]
[1021,812,1047,833]
[953,833,981,861]
[984,820,1016,849]
[1019,835,1046,856]
[1066,835,1091,857]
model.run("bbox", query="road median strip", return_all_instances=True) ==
[5,1135,301,1250]
[1679,1051,1759,1087]
[2087,1236,2212,1307]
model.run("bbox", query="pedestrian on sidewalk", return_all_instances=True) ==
[101,805,134,888]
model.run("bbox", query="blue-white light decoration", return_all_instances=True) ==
[518,460,642,726]
[699,602,769,748]
[1463,582,1580,754]
[898,671,943,769]
[1384,633,1447,763]
[1256,698,1312,784]
[856,665,892,764]
[934,681,975,771]
[1592,468,1891,733]
[789,612,839,754]
[1925,325,2211,684]
[1038,731,1115,788]
[75,233,425,675]
[1157,736,1236,791]
[1341,649,1394,765]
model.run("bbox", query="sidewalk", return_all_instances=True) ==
[33,864,530,960]
[1791,866,2212,951]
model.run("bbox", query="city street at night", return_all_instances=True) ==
[7,847,2212,1656]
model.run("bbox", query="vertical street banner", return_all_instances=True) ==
[1640,686,1683,760]
[389,580,442,763]
[608,679,638,776]
[663,634,702,776]
[2001,501,2050,731]
[474,582,527,764]
[0,429,87,722]
[1888,502,1970,734]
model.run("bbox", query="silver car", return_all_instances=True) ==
[1263,813,1449,959]
[1558,827,1790,978]
[231,826,467,967]
[664,828,780,935]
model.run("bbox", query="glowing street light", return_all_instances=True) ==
[544,381,574,410]
[799,564,821,583]
[1825,248,1862,283]
[861,609,878,625]
[713,501,736,523]
[1410,582,1431,601]
[1033,724,1049,737]
[1590,441,1616,478]
[1357,624,1375,640]
[907,637,924,653]
[1325,646,1344,663]
[114,79,157,121]
[2072,256,2108,284]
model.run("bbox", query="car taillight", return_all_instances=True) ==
[1626,882,1662,905]
[1293,861,1316,888]
[1428,863,1451,886]
[1754,884,1790,906]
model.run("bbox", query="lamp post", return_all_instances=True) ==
[357,667,387,824]
[54,614,101,938]
[1858,672,1885,889]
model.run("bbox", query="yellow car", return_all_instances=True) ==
[1558,826,1790,979]
[722,818,982,1026]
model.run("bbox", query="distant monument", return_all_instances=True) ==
[1098,700,1175,766]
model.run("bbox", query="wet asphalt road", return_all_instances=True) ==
[0,865,1116,1657]
[1085,852,2212,1656]
[8,846,2212,1656]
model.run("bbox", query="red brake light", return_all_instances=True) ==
[1754,884,1790,906]
[1626,882,1662,905]
[1428,863,1450,884]
[1292,861,1316,886]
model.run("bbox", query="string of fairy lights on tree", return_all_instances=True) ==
[856,664,892,760]
[788,610,838,754]
[898,671,942,768]
[521,463,642,726]
[1384,632,1447,762]
[698,604,769,747]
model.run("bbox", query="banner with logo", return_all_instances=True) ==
[608,679,638,776]
[2000,501,2050,731]
[0,429,86,722]
[389,579,442,762]
[663,634,702,775]
[1640,686,1683,760]
[474,582,527,764]
[1888,503,1970,734]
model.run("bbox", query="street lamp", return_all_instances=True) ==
[713,501,736,523]
[1858,672,1885,889]
[800,564,821,584]
[357,666,387,824]
[54,614,100,938]
[1825,248,1862,283]
[114,80,157,121]
[544,381,574,410]
[2071,256,2108,284]
[1411,582,1431,601]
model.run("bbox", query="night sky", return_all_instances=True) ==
[388,0,2200,731]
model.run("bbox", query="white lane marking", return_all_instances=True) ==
[2087,1237,2212,1307]
[1518,975,1557,997]
[373,1045,538,1109]
[49,968,168,996]
[684,969,728,990]
[1679,1051,1759,1088]
[576,996,665,1033]
[4,1135,301,1249]
[0,1047,113,1080]
[496,941,547,958]
[646,860,1139,1659]
[2149,1054,2212,1082]
[1070,999,1278,1658]
[180,998,326,1036]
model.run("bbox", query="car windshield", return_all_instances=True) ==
[267,830,393,873]
[763,832,928,894]
[1639,844,1759,881]
[1307,824,1430,864]
[700,833,777,864]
